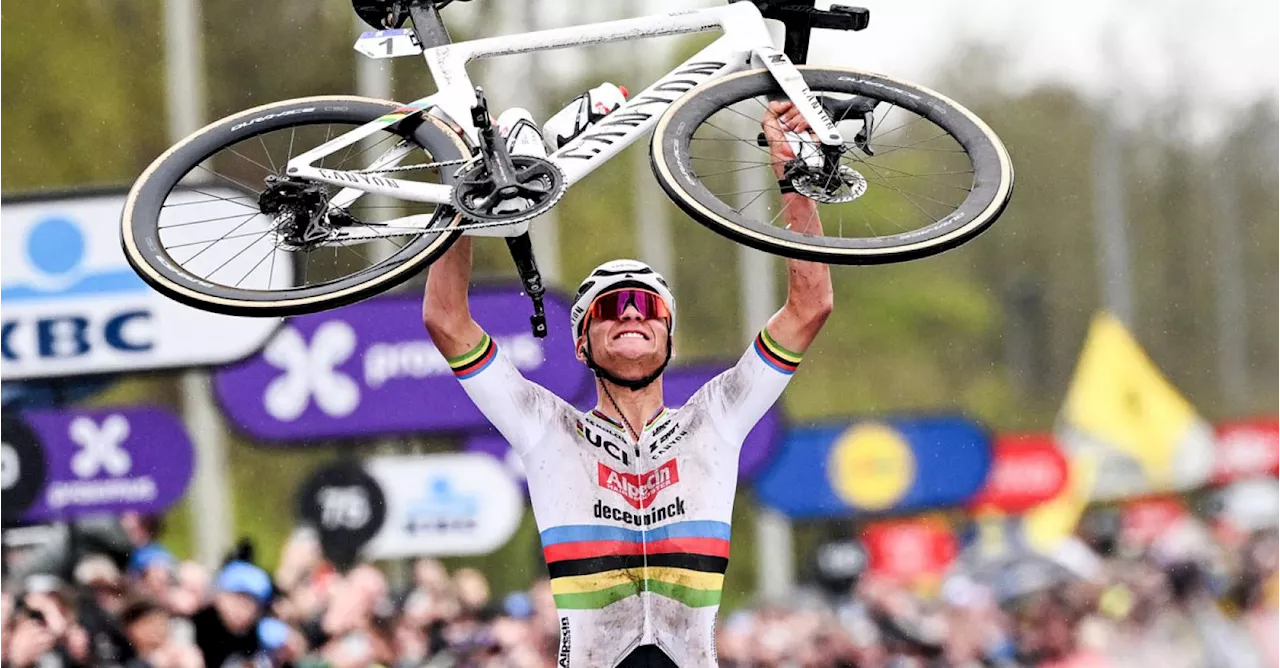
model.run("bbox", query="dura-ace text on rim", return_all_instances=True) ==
[650,66,1014,264]
[121,96,470,316]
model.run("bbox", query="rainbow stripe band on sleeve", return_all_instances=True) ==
[448,333,497,379]
[753,328,802,375]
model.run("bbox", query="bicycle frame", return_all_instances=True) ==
[284,1,840,238]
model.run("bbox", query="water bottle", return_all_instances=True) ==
[542,82,629,151]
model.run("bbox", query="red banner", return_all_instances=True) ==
[1213,419,1279,484]
[1121,497,1188,547]
[862,516,958,583]
[969,433,1068,513]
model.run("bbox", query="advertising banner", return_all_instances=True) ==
[296,461,387,570]
[3,407,194,522]
[361,453,523,559]
[756,416,991,518]
[1212,419,1278,484]
[214,288,590,441]
[969,433,1069,513]
[2,414,47,524]
[1119,497,1188,548]
[1,191,284,379]
[465,363,784,485]
[862,516,958,585]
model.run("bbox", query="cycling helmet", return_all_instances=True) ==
[571,260,675,390]
[571,259,675,339]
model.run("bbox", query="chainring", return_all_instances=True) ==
[452,156,565,225]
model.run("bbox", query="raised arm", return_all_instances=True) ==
[423,236,487,358]
[760,101,834,355]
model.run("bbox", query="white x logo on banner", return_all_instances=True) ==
[69,415,132,479]
[264,321,361,421]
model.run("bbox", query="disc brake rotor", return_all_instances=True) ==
[792,165,868,204]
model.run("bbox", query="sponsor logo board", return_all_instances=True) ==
[10,407,194,521]
[2,191,283,379]
[215,288,588,441]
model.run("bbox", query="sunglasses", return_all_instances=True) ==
[586,288,670,330]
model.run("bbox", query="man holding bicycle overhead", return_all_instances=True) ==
[423,102,831,667]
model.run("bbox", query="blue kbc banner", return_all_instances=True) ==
[756,416,992,518]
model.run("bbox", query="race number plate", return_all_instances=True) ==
[355,29,423,59]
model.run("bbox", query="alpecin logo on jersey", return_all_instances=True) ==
[558,617,570,667]
[597,459,678,509]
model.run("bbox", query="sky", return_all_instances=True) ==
[454,0,1278,139]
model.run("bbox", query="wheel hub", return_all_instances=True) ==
[259,176,335,248]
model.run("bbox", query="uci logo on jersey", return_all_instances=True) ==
[580,423,637,467]
[1,216,154,363]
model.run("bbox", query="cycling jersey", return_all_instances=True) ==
[449,328,802,667]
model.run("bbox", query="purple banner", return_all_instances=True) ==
[213,288,590,442]
[21,407,194,521]
[466,363,783,484]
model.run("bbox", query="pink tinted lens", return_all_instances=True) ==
[588,289,669,322]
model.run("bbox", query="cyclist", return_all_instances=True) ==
[423,101,832,667]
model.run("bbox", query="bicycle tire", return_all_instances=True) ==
[650,67,1014,264]
[121,96,469,317]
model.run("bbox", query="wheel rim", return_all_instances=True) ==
[658,68,1012,256]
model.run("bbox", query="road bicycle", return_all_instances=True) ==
[121,0,1014,334]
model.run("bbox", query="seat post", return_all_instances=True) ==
[407,1,452,49]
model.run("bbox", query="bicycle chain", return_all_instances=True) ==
[345,157,563,229]
[349,157,472,175]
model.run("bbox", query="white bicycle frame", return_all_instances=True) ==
[284,1,840,239]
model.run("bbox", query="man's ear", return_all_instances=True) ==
[575,335,587,362]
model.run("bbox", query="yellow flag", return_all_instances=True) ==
[1056,313,1214,501]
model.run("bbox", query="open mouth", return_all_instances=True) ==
[613,330,650,341]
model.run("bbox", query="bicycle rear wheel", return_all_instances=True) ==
[651,67,1013,264]
[122,96,469,317]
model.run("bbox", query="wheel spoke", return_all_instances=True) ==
[159,211,260,229]
[179,213,265,265]
[235,244,279,288]
[205,230,274,280]
[222,145,276,177]
[194,164,262,195]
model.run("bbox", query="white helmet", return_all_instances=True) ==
[570,259,675,340]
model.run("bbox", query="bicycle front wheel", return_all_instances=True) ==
[651,67,1013,264]
[122,96,470,317]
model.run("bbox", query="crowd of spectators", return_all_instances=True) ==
[2,511,1275,668]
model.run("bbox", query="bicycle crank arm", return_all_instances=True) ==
[505,232,548,338]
